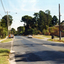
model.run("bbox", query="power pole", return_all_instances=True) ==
[59,4,61,40]
[6,11,10,37]
[0,14,2,27]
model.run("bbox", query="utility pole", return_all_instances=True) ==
[0,14,2,27]
[59,4,61,40]
[6,11,10,37]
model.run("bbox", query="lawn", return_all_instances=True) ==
[0,48,10,64]
[48,38,64,43]
[33,35,51,39]
[1,38,13,43]
[33,35,44,39]
[33,35,64,43]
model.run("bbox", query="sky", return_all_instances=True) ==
[0,0,64,30]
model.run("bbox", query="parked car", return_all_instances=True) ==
[28,35,32,38]
[9,34,14,38]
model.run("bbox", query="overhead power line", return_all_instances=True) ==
[0,0,6,13]
[0,14,2,17]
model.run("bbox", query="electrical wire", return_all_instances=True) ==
[0,0,6,13]
[0,14,2,17]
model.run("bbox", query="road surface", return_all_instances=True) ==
[13,36,64,64]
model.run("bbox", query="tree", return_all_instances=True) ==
[38,10,50,31]
[52,15,58,26]
[45,10,52,26]
[60,20,64,25]
[1,15,13,28]
[21,15,33,28]
[62,20,64,23]
[33,13,39,29]
[21,10,53,35]
[11,28,16,35]
[45,10,50,15]
[33,13,39,21]
[21,15,36,35]
[17,26,25,35]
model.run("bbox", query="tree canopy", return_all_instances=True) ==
[1,15,13,28]
[20,10,58,35]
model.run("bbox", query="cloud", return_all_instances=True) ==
[8,0,39,12]
[20,0,39,12]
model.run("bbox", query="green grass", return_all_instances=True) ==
[1,38,13,43]
[0,48,10,64]
[33,35,64,43]
[42,35,51,38]
[33,35,44,39]
[33,35,51,39]
[61,38,64,41]
[48,38,64,42]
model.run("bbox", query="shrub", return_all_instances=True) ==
[45,29,49,35]
[62,30,64,32]
[38,30,42,34]
[46,25,49,30]
[33,28,38,35]
[42,29,46,35]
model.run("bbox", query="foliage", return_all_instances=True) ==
[52,15,58,26]
[0,27,7,38]
[62,30,64,32]
[42,29,46,35]
[49,26,59,35]
[45,10,50,15]
[1,15,13,28]
[32,28,39,35]
[0,15,13,38]
[46,29,49,35]
[42,29,49,35]
[20,10,58,35]
[49,27,55,34]
[17,26,25,35]
[11,28,16,35]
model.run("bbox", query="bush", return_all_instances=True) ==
[62,30,64,32]
[1,32,6,38]
[42,29,49,35]
[46,25,49,30]
[38,30,42,34]
[45,30,49,35]
[49,26,59,35]
[42,29,46,35]
[32,28,38,35]
[49,27,54,35]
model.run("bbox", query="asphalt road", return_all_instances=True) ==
[13,36,64,64]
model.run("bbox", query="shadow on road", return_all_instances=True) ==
[15,50,64,63]
[42,42,64,47]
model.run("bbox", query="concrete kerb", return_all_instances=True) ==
[9,52,16,64]
[9,37,16,64]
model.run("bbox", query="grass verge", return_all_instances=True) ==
[33,35,64,43]
[0,48,10,64]
[33,35,51,39]
[33,35,44,39]
[1,38,13,43]
[48,39,64,43]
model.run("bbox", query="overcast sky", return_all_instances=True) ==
[0,0,64,30]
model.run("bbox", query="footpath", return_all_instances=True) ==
[0,36,15,64]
